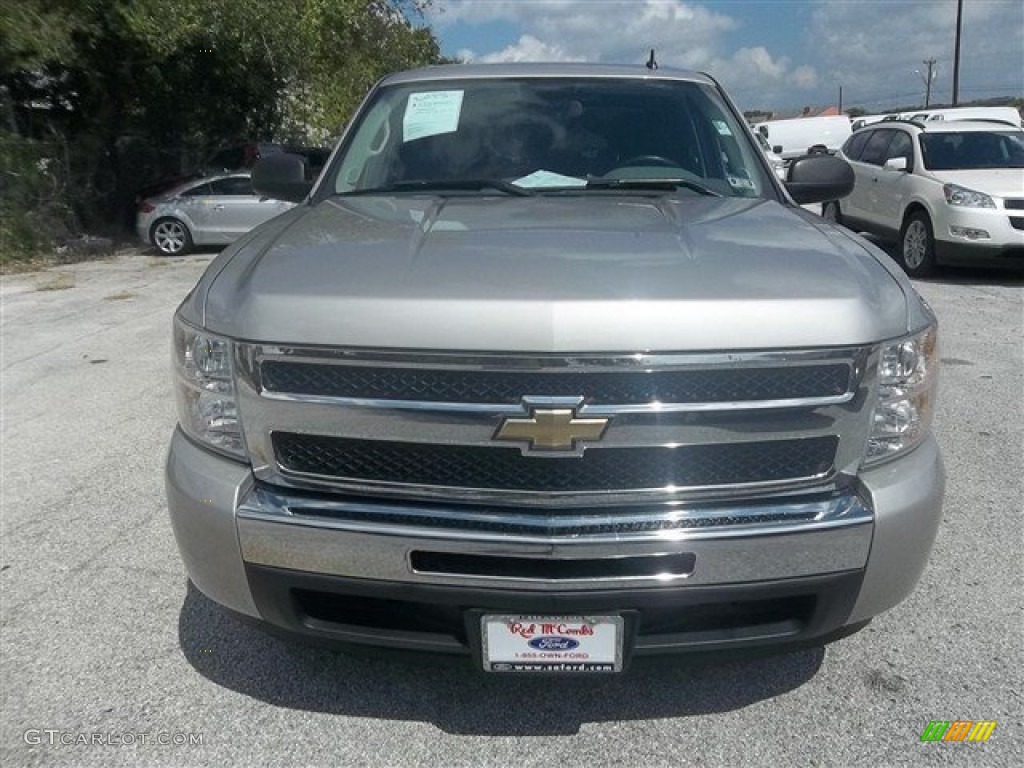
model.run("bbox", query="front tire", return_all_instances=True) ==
[821,201,843,226]
[151,218,193,256]
[899,211,936,277]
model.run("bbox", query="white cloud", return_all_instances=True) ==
[429,0,1021,111]
[476,34,583,63]
[705,48,821,109]
[808,0,1024,109]
[717,47,789,82]
[792,65,819,90]
[432,0,737,64]
[430,1,824,107]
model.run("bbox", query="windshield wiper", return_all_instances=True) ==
[584,177,722,196]
[340,179,535,197]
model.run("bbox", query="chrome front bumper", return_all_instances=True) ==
[235,487,874,591]
[166,425,943,633]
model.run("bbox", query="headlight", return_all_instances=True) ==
[864,324,939,465]
[943,183,994,208]
[173,316,245,458]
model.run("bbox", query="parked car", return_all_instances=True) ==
[136,172,294,255]
[922,106,1022,128]
[201,142,284,175]
[755,130,788,179]
[133,143,330,209]
[166,63,945,673]
[201,142,333,177]
[851,114,898,131]
[822,119,1024,275]
[754,115,852,159]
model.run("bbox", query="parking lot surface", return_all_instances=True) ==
[1,248,1021,767]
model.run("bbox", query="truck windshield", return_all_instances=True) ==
[329,77,770,198]
[920,131,1024,170]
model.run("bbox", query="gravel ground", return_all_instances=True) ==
[1,246,1021,767]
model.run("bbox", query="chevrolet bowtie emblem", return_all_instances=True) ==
[494,407,610,455]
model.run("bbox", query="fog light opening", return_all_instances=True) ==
[949,225,990,241]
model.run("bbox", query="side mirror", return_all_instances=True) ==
[785,153,855,205]
[883,157,908,172]
[252,153,313,203]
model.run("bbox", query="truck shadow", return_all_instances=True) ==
[178,583,825,736]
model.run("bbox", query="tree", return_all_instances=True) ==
[1,0,447,235]
[125,0,444,141]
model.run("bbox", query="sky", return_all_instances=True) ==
[423,0,1024,113]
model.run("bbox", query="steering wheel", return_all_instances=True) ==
[616,155,680,167]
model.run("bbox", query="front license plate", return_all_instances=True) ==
[481,615,624,673]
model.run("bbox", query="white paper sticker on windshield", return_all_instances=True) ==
[512,170,588,189]
[403,90,464,142]
[712,120,733,136]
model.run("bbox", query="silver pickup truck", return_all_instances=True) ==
[166,64,944,673]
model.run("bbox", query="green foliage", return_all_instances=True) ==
[1,0,448,240]
[0,2,77,72]
[123,0,445,141]
[0,133,75,262]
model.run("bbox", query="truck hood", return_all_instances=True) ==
[201,195,910,351]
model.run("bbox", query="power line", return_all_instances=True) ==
[916,59,937,107]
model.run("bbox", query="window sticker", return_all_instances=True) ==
[512,170,588,189]
[712,120,733,136]
[403,90,465,142]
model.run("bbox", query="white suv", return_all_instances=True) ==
[823,119,1024,276]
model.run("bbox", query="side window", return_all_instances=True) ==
[180,183,212,197]
[860,129,896,166]
[1004,134,1024,164]
[207,177,254,196]
[843,130,870,161]
[884,131,913,168]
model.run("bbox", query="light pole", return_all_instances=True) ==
[915,60,937,107]
[953,0,964,104]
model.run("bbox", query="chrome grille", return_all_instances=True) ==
[273,433,838,492]
[260,361,851,404]
[236,345,872,508]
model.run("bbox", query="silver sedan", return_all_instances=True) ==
[136,173,295,255]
